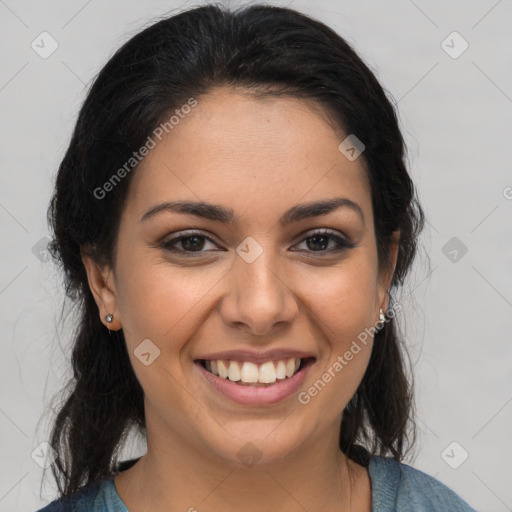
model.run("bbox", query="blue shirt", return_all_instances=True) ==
[36,455,478,511]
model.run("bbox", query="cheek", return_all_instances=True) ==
[296,295,376,415]
[298,256,379,393]
[302,255,380,337]
[114,245,226,358]
[113,257,208,416]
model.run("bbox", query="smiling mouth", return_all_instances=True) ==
[197,357,315,387]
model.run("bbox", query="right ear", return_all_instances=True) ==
[81,250,123,331]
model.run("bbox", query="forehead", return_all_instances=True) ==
[124,87,372,226]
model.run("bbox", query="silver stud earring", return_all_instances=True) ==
[105,314,113,324]
[379,309,385,323]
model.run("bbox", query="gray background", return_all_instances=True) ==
[1,0,511,510]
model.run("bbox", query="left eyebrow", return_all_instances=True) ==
[140,197,365,226]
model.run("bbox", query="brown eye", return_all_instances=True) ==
[160,232,218,254]
[293,229,356,254]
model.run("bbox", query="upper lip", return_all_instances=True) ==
[194,349,316,364]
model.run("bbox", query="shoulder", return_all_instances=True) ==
[35,477,126,512]
[368,455,478,512]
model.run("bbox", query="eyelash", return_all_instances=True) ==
[159,229,356,256]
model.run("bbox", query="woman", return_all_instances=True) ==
[37,3,477,511]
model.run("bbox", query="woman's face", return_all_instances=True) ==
[91,87,394,467]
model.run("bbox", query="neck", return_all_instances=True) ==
[115,420,368,511]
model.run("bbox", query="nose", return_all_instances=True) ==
[219,248,299,337]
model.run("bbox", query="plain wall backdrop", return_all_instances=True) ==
[1,0,511,510]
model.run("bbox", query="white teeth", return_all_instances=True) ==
[285,358,296,378]
[203,357,304,384]
[258,361,276,383]
[240,362,259,383]
[217,360,229,379]
[275,360,287,379]
[228,361,241,381]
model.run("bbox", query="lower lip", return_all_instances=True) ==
[195,359,315,406]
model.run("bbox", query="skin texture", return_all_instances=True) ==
[83,86,398,511]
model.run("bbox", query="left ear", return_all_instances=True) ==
[377,229,400,313]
